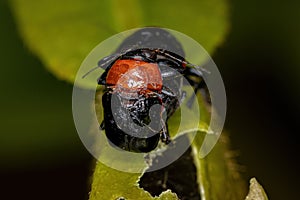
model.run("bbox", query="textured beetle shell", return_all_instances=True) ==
[106,59,163,93]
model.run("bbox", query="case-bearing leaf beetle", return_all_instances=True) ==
[88,28,209,153]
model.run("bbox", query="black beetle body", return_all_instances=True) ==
[97,48,206,153]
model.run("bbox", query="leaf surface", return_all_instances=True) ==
[10,0,229,84]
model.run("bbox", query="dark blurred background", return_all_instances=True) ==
[1,0,299,199]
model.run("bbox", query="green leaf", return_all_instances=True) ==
[245,178,269,200]
[90,89,246,200]
[194,133,247,199]
[9,0,229,85]
[90,161,179,200]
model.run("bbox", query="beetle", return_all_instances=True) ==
[83,28,209,152]
[94,47,209,153]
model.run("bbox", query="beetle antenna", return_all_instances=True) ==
[82,66,99,79]
[82,53,120,79]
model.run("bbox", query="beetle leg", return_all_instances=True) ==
[160,121,171,144]
[184,67,211,107]
[186,81,207,108]
[160,69,182,80]
[100,120,105,130]
[156,50,186,66]
[161,86,177,97]
[179,91,187,105]
[97,74,107,85]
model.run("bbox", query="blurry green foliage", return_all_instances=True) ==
[10,0,229,85]
[0,1,86,168]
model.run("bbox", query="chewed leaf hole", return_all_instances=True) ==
[139,138,201,200]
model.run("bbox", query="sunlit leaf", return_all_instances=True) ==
[245,178,269,200]
[10,0,229,85]
[89,161,179,200]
